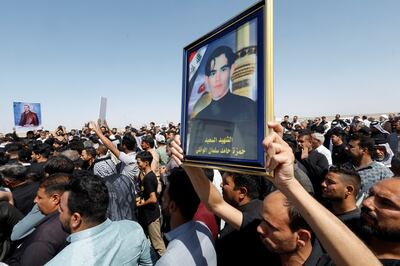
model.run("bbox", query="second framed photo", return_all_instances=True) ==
[181,1,271,174]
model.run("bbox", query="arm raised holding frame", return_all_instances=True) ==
[171,122,382,266]
[171,137,243,230]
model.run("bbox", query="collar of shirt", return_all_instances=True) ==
[165,220,199,242]
[67,218,111,243]
[356,161,379,171]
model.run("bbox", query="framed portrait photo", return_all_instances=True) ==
[181,1,273,174]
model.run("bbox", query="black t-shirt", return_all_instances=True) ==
[332,143,351,166]
[12,181,40,216]
[27,162,46,180]
[216,199,280,266]
[381,259,400,266]
[138,171,160,226]
[304,239,332,266]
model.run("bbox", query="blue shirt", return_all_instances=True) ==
[155,221,216,266]
[46,219,152,266]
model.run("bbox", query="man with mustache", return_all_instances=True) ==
[359,178,400,264]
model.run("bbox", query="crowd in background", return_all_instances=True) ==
[0,112,399,265]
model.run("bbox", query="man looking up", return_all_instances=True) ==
[189,45,257,159]
[46,171,152,265]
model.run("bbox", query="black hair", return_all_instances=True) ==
[32,143,51,158]
[121,133,137,151]
[5,142,23,153]
[141,135,155,149]
[328,164,361,195]
[136,150,153,165]
[287,204,312,232]
[167,168,200,220]
[349,133,375,154]
[18,148,32,163]
[0,164,26,180]
[44,156,75,175]
[39,173,70,195]
[205,45,235,76]
[66,170,108,224]
[228,172,260,200]
[68,141,84,154]
[83,147,97,158]
[331,127,346,139]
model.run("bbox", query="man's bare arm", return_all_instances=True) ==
[171,136,243,230]
[88,121,120,158]
[264,122,381,266]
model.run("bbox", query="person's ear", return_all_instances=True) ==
[345,185,354,198]
[296,229,312,249]
[239,186,248,200]
[51,193,61,206]
[169,201,178,213]
[71,212,83,231]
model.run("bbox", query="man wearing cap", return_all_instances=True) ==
[155,134,168,167]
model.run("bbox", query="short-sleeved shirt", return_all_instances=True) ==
[156,221,217,266]
[355,161,393,195]
[138,171,160,226]
[118,151,140,180]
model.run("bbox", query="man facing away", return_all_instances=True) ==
[46,171,152,266]
[189,45,257,160]
[156,168,216,266]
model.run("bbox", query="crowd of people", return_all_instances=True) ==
[0,112,399,265]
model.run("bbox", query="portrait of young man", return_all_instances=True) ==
[188,45,257,160]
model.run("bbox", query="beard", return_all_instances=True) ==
[60,219,72,234]
[359,207,400,242]
[81,159,91,170]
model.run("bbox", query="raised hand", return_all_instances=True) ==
[263,122,295,190]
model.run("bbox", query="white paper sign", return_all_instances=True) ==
[99,97,107,126]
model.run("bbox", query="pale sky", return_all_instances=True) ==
[1,0,399,133]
